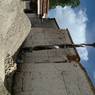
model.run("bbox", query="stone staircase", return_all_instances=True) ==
[12,1,95,95]
[12,28,95,95]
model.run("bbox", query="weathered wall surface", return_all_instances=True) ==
[0,0,31,94]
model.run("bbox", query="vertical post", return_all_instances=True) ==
[37,0,43,18]
[37,0,49,18]
[42,0,49,18]
[37,0,40,16]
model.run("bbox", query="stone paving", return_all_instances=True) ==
[13,28,95,95]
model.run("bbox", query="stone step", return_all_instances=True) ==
[22,49,67,63]
[14,92,33,95]
[23,28,67,47]
[26,15,59,28]
[13,63,94,95]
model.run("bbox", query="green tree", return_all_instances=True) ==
[50,0,80,8]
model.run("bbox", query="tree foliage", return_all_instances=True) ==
[50,0,80,8]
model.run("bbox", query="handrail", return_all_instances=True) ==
[22,43,95,52]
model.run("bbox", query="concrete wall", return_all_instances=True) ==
[0,0,31,94]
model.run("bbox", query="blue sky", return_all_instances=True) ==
[80,0,95,86]
[48,0,95,86]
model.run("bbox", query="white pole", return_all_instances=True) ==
[37,0,40,15]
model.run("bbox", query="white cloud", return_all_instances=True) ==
[49,6,88,61]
